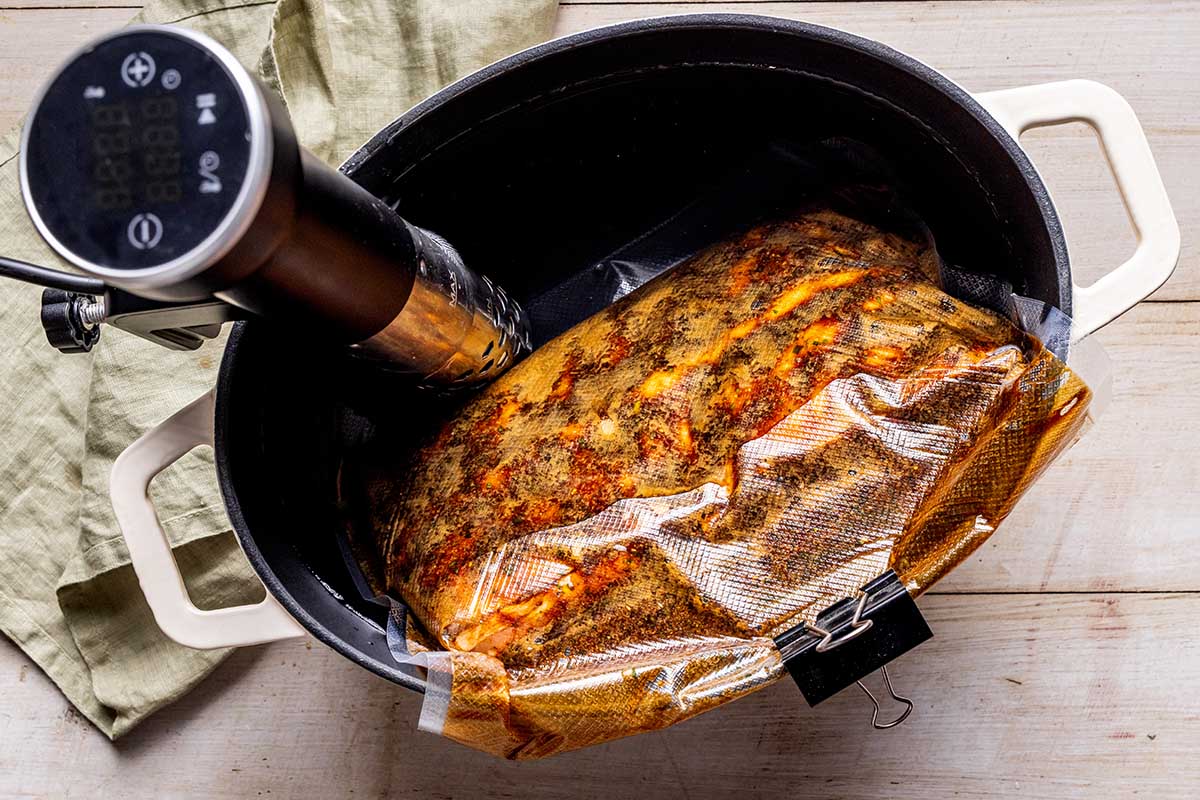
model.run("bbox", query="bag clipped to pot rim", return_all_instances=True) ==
[338,139,1109,760]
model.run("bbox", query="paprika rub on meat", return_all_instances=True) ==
[363,209,1090,758]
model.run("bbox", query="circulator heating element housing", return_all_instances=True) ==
[19,24,530,383]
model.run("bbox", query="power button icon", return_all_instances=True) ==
[127,212,164,250]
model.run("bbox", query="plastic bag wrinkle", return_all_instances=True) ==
[348,139,1098,759]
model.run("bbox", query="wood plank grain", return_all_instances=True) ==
[0,3,1195,592]
[938,301,1200,592]
[0,2,138,8]
[3,592,1195,799]
[1,3,1196,299]
[552,2,1200,301]
[0,7,138,129]
[0,0,1083,7]
[0,5,1197,799]
[0,0,1039,7]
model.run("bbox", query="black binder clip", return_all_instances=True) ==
[774,570,932,729]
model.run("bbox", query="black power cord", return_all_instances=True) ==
[0,255,106,295]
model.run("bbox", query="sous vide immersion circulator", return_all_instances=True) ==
[17,24,530,384]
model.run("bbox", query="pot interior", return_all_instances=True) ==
[217,17,1068,690]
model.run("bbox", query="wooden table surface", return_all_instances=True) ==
[1,1,1197,798]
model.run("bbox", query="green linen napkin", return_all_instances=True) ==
[0,0,557,738]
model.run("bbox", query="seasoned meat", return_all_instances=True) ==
[364,209,1090,758]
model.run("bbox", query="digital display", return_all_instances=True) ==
[89,96,183,211]
[24,31,254,271]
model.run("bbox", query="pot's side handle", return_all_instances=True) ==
[974,79,1180,339]
[110,390,307,649]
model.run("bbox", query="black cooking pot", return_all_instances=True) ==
[110,15,1178,695]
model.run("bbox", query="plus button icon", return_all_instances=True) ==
[120,51,156,88]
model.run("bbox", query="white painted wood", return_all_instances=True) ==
[550,2,1200,302]
[0,1,137,8]
[3,593,1196,799]
[0,4,1196,299]
[0,4,1194,592]
[0,3,1196,798]
[0,2,139,8]
[939,302,1200,593]
[0,8,138,129]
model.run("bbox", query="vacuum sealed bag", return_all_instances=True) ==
[350,142,1095,759]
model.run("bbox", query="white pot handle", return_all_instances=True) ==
[110,390,307,649]
[973,79,1180,339]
